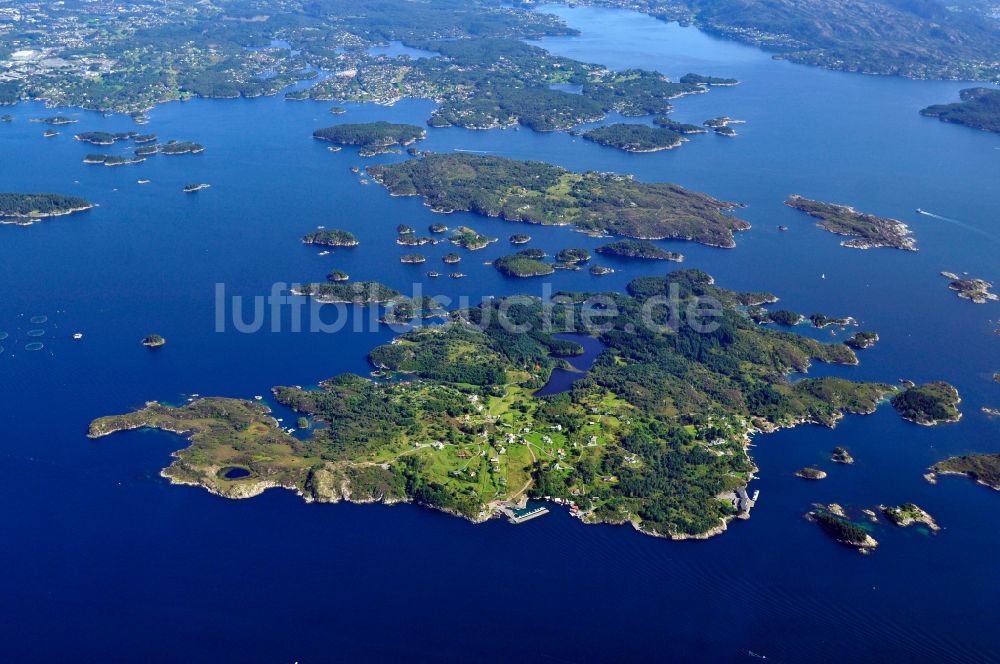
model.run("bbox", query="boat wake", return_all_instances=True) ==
[916,209,999,243]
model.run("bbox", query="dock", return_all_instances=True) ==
[499,504,550,524]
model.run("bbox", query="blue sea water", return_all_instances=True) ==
[1,5,999,662]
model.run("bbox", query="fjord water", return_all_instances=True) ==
[2,5,999,661]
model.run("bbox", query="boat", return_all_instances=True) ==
[318,250,331,256]
[72,333,83,340]
[137,179,150,184]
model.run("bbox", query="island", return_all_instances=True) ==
[653,117,707,134]
[294,280,399,304]
[0,192,93,224]
[679,73,740,87]
[595,240,683,262]
[581,123,684,152]
[768,310,804,327]
[555,248,591,264]
[809,313,856,329]
[703,117,743,136]
[589,265,614,276]
[142,334,166,348]
[368,153,749,248]
[880,503,940,531]
[831,447,854,464]
[43,129,58,138]
[326,270,349,282]
[429,224,449,234]
[159,141,205,155]
[313,122,426,157]
[75,131,136,145]
[510,234,532,245]
[920,88,1000,134]
[184,183,210,193]
[807,506,878,552]
[892,381,962,425]
[940,272,997,304]
[302,229,360,247]
[400,253,427,264]
[84,154,145,167]
[1,114,12,122]
[34,116,77,125]
[449,226,497,251]
[846,331,879,350]
[796,467,828,480]
[493,251,556,278]
[90,269,910,540]
[928,453,1000,491]
[785,195,917,250]
[442,253,462,264]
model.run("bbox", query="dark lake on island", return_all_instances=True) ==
[535,333,606,396]
[1,4,998,662]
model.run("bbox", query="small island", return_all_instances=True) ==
[807,506,878,552]
[796,467,828,480]
[0,192,93,224]
[920,88,1000,134]
[368,153,749,248]
[400,253,427,264]
[142,334,166,348]
[555,248,591,264]
[809,313,856,329]
[450,226,497,250]
[892,381,962,425]
[679,73,740,87]
[653,117,707,134]
[703,116,744,136]
[510,234,531,245]
[880,503,940,532]
[84,154,145,167]
[589,264,614,276]
[928,453,1000,491]
[494,251,556,278]
[442,252,462,264]
[831,447,854,464]
[326,269,349,282]
[313,121,426,157]
[34,116,77,125]
[581,123,684,153]
[846,331,879,349]
[595,240,683,262]
[295,280,400,304]
[1,114,12,122]
[302,229,360,247]
[940,272,997,304]
[75,131,136,145]
[768,310,804,327]
[785,195,917,251]
[183,183,210,193]
[160,140,205,155]
[429,224,448,234]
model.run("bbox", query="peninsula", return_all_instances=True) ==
[928,453,1000,491]
[785,195,917,251]
[892,381,962,425]
[596,240,683,262]
[368,153,749,248]
[921,88,1000,134]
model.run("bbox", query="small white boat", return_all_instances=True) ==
[72,333,83,340]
